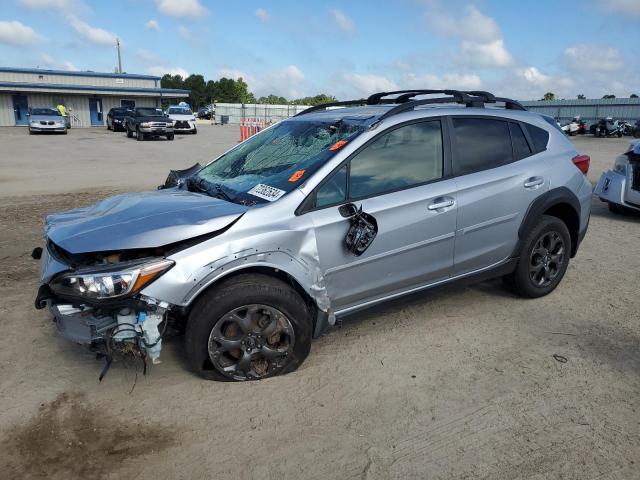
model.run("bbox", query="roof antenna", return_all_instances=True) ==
[116,38,123,74]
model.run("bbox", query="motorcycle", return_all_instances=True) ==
[561,116,586,136]
[593,117,623,137]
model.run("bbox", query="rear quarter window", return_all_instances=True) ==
[525,123,550,153]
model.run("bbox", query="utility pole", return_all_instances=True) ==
[116,38,122,74]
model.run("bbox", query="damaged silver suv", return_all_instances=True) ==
[34,90,592,381]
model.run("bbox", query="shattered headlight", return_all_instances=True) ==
[50,258,174,301]
[613,155,628,175]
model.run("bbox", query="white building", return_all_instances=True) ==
[0,67,190,127]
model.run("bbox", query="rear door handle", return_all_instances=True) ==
[428,197,455,211]
[524,177,544,189]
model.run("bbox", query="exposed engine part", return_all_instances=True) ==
[343,205,378,256]
[49,296,171,379]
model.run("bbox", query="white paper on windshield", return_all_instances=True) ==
[248,184,286,202]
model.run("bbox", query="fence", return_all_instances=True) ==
[214,103,310,125]
[520,98,640,127]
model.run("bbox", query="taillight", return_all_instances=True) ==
[572,154,590,175]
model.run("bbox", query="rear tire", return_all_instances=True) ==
[185,274,313,381]
[507,215,571,298]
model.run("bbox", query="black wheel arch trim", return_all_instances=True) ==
[515,186,583,258]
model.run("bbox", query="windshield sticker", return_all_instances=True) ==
[329,139,348,151]
[248,184,286,202]
[288,170,306,182]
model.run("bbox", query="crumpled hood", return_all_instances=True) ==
[45,189,248,253]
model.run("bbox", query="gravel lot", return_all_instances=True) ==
[0,125,638,480]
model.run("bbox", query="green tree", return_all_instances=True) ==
[630,94,638,98]
[577,94,586,99]
[184,74,207,108]
[160,74,185,90]
[602,94,616,99]
[291,94,338,106]
[542,92,555,101]
[258,94,288,104]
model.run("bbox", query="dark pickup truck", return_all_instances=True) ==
[125,107,175,141]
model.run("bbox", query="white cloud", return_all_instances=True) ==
[219,65,307,99]
[505,66,574,98]
[178,25,191,39]
[426,4,512,67]
[403,72,482,90]
[145,19,159,31]
[155,0,207,18]
[330,8,355,34]
[39,53,78,71]
[255,8,271,23]
[428,5,500,43]
[343,73,398,96]
[460,39,512,67]
[564,44,624,72]
[602,0,640,15]
[146,66,189,78]
[136,48,161,64]
[18,0,74,11]
[0,20,42,46]
[66,14,117,46]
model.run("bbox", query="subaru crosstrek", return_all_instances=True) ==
[34,90,592,381]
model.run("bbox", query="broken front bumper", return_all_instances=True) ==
[595,169,640,211]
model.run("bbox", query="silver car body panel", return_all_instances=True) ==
[595,140,640,211]
[45,189,248,253]
[40,105,592,329]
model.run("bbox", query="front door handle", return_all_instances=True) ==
[428,197,455,211]
[524,177,544,189]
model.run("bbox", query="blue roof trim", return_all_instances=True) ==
[0,67,160,80]
[0,81,190,95]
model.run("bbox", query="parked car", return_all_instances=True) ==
[28,107,67,134]
[633,120,640,138]
[594,139,640,214]
[106,107,130,132]
[561,116,586,136]
[167,105,197,134]
[124,107,174,141]
[34,89,592,381]
[197,106,213,120]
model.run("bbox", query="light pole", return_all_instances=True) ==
[116,38,122,74]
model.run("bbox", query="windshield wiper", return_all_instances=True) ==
[188,177,236,203]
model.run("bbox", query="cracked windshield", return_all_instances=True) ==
[193,119,366,203]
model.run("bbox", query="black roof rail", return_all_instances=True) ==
[294,89,527,118]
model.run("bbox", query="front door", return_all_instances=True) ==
[89,98,103,126]
[306,120,457,311]
[12,95,28,125]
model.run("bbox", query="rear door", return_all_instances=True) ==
[304,119,458,311]
[450,116,551,276]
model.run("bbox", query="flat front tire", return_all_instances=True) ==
[136,128,144,141]
[507,215,571,298]
[185,274,313,381]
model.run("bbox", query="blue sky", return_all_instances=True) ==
[1,0,638,100]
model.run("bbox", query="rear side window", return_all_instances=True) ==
[452,118,512,175]
[348,121,443,199]
[526,124,550,153]
[509,122,532,159]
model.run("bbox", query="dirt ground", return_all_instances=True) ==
[0,126,639,480]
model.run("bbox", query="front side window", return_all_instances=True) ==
[452,118,513,175]
[348,121,443,199]
[194,119,366,204]
[168,107,193,115]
